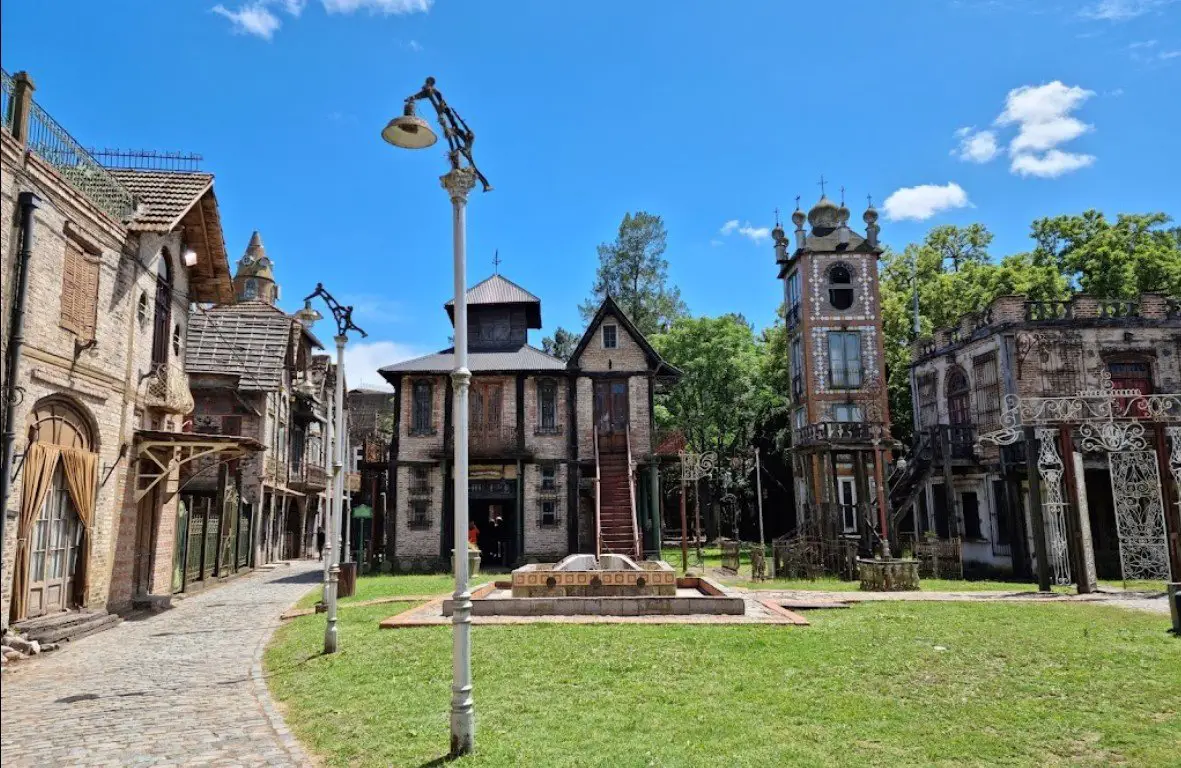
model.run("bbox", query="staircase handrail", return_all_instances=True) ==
[593,427,602,558]
[626,423,641,559]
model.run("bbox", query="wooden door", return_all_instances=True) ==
[470,382,504,444]
[26,466,81,618]
[593,380,629,452]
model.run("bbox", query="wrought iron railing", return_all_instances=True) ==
[444,424,522,455]
[793,421,887,446]
[916,338,937,357]
[1,70,13,134]
[144,363,194,415]
[931,425,976,461]
[785,303,801,331]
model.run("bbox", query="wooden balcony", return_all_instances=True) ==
[437,424,529,459]
[793,422,888,448]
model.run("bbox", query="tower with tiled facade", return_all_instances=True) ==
[775,192,893,547]
[232,231,277,304]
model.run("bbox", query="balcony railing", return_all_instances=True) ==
[290,464,328,491]
[785,303,801,331]
[793,422,888,446]
[2,70,137,221]
[1098,300,1140,319]
[144,363,194,415]
[441,424,524,456]
[1025,301,1072,321]
[929,425,976,462]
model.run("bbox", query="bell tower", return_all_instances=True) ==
[775,190,893,548]
[232,231,278,304]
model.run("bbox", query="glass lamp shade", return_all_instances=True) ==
[381,115,438,149]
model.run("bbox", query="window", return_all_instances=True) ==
[537,379,558,433]
[790,337,804,401]
[540,501,559,527]
[785,271,801,328]
[243,278,258,300]
[837,477,857,532]
[408,500,431,529]
[990,479,1013,557]
[827,264,855,311]
[411,380,433,434]
[540,464,557,492]
[410,467,430,496]
[1108,360,1152,418]
[137,292,149,327]
[171,324,182,357]
[917,373,938,428]
[973,353,1000,430]
[151,250,172,369]
[832,403,863,422]
[961,491,982,540]
[602,323,618,349]
[945,366,971,425]
[60,239,100,341]
[793,407,806,432]
[827,331,862,388]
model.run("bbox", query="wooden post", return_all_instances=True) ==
[1154,428,1181,581]
[11,72,35,145]
[1024,427,1052,592]
[941,426,959,538]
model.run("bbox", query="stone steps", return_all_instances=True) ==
[14,610,121,645]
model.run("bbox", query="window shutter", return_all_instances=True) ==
[60,241,82,334]
[80,255,99,340]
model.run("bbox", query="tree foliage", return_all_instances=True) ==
[541,327,578,361]
[580,212,688,337]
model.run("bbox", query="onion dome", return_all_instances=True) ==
[807,195,841,231]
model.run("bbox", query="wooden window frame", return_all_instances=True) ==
[827,331,863,389]
[945,366,972,426]
[539,499,560,528]
[972,352,1001,431]
[601,323,618,349]
[408,499,432,529]
[536,379,560,434]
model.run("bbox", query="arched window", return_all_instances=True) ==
[243,279,258,300]
[151,249,173,369]
[28,396,95,451]
[945,366,971,425]
[827,263,855,311]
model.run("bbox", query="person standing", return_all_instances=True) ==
[316,526,326,561]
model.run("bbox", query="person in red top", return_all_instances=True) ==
[468,521,480,548]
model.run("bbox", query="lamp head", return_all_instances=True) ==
[381,102,437,149]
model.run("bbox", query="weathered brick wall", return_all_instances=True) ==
[576,378,594,460]
[521,462,567,559]
[574,314,648,372]
[393,464,442,561]
[628,376,652,455]
[399,374,446,460]
[523,375,568,458]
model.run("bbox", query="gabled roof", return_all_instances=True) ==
[445,274,542,328]
[569,296,682,378]
[379,344,566,377]
[111,169,214,233]
[186,301,321,391]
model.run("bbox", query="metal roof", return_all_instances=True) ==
[185,301,298,391]
[445,274,542,328]
[379,344,566,375]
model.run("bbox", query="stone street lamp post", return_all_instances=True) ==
[300,287,366,654]
[382,75,491,758]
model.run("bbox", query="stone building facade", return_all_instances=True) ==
[894,293,1181,582]
[774,194,894,547]
[1,70,245,628]
[379,275,679,571]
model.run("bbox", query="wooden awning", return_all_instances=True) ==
[133,430,264,502]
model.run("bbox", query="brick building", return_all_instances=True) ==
[892,293,1181,583]
[774,194,895,548]
[347,387,395,567]
[378,274,680,571]
[1,70,256,632]
[184,233,338,574]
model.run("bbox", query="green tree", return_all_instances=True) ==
[541,327,578,361]
[580,212,688,336]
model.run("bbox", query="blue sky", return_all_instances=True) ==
[3,0,1178,386]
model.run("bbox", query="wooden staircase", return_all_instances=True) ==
[598,450,639,557]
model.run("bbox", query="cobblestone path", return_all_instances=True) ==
[1,560,321,767]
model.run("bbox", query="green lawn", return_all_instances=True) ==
[294,573,458,609]
[266,592,1180,767]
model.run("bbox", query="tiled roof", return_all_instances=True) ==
[799,228,875,254]
[110,169,214,233]
[379,344,566,375]
[185,301,295,391]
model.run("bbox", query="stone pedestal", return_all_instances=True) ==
[857,558,920,592]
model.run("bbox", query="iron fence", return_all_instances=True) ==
[1,70,13,135]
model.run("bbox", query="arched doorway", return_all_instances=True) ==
[15,398,98,620]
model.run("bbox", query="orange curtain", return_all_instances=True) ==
[10,443,61,622]
[60,447,98,607]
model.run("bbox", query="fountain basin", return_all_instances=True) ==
[511,554,676,597]
[443,576,744,617]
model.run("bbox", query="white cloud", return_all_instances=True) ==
[1010,149,1097,178]
[1161,49,1181,59]
[406,39,423,52]
[953,127,1000,163]
[1129,39,1158,48]
[718,219,770,244]
[213,3,281,39]
[343,340,428,390]
[993,81,1096,177]
[882,183,970,222]
[1080,0,1177,20]
[321,0,432,13]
